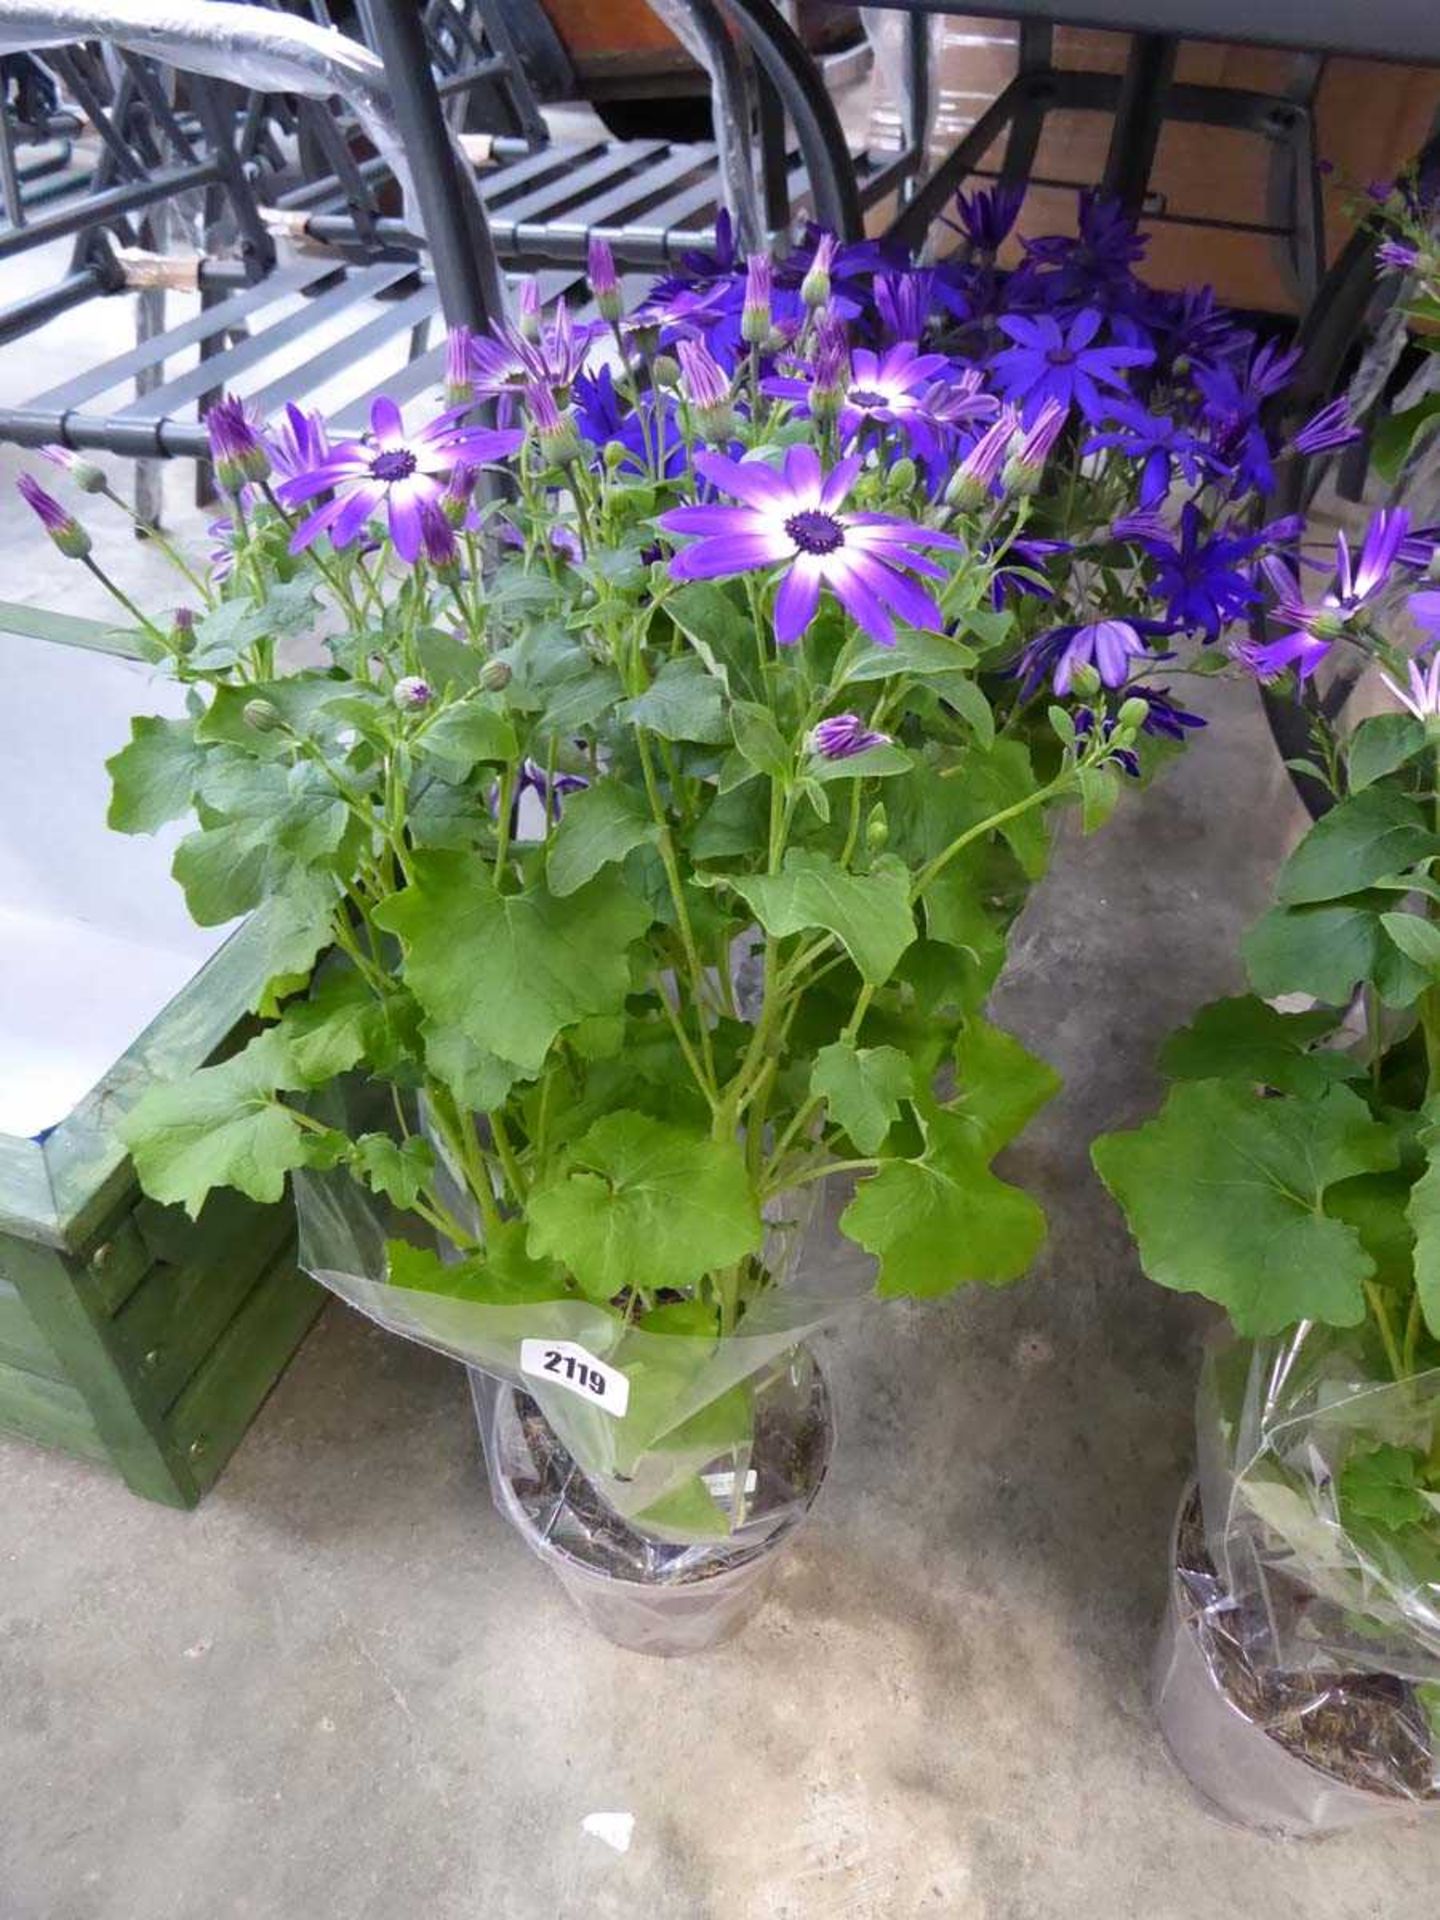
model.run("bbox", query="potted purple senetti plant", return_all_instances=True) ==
[20,198,1315,1650]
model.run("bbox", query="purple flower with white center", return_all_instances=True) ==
[205,394,270,491]
[810,713,892,760]
[991,309,1153,424]
[263,402,330,483]
[39,444,106,492]
[1084,400,1211,507]
[1127,684,1207,742]
[1377,238,1421,274]
[948,183,1023,257]
[1019,618,1149,697]
[1309,507,1413,628]
[765,340,957,455]
[1134,503,1265,639]
[469,300,593,401]
[276,397,521,564]
[658,445,961,647]
[17,473,90,558]
[1381,653,1440,721]
[1288,397,1362,458]
[742,252,772,346]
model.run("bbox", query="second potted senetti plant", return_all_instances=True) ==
[23,209,1244,1652]
[1095,501,1440,1828]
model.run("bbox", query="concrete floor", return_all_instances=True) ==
[5,648,1440,1915]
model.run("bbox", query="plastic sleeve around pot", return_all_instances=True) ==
[293,1164,871,1538]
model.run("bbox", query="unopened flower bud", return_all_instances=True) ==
[243,697,283,733]
[479,659,511,692]
[17,474,90,558]
[587,236,623,324]
[1116,696,1150,732]
[865,803,889,852]
[170,607,196,655]
[526,382,581,468]
[887,457,918,496]
[516,277,542,344]
[651,354,681,391]
[801,232,836,311]
[1070,663,1102,701]
[742,252,773,347]
[393,676,432,712]
[444,327,474,408]
[603,440,629,470]
[41,444,107,493]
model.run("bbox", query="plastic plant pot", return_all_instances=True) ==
[469,1348,835,1656]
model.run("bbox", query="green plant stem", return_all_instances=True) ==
[488,1110,528,1203]
[79,555,167,642]
[1365,1278,1407,1383]
[635,729,718,1092]
[1404,1290,1425,1378]
[911,771,1074,903]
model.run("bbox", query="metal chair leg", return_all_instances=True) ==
[1100,33,1175,214]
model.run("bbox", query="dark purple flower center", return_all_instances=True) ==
[785,509,845,556]
[848,387,889,409]
[370,447,417,483]
[1046,347,1078,367]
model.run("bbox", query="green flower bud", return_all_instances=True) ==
[1116,696,1149,732]
[479,659,512,692]
[887,457,918,495]
[243,697,284,734]
[865,802,889,852]
[1070,663,1102,700]
[651,355,681,391]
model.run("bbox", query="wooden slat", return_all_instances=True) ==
[112,1206,293,1411]
[0,1278,60,1381]
[0,1359,108,1463]
[78,1215,152,1318]
[166,1253,324,1494]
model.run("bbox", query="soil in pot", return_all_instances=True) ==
[504,1357,832,1585]
[1177,1490,1439,1805]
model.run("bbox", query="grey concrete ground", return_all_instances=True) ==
[5,640,1440,1916]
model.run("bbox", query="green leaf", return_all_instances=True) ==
[1077,763,1120,834]
[718,850,915,987]
[939,674,995,748]
[617,657,729,743]
[275,970,383,1085]
[243,875,339,1011]
[1273,789,1440,907]
[546,781,660,897]
[1348,712,1428,792]
[1406,1140,1440,1339]
[1338,1444,1431,1531]
[1158,995,1359,1096]
[841,1110,1046,1295]
[118,1031,339,1217]
[193,675,351,759]
[386,1225,567,1305]
[840,627,978,684]
[350,1134,435,1209]
[729,700,792,781]
[810,1041,914,1154]
[374,854,650,1075]
[1091,1081,1398,1336]
[1244,898,1432,1009]
[416,698,518,773]
[692,781,768,861]
[665,580,763,700]
[810,741,914,784]
[953,739,1049,879]
[174,759,352,925]
[950,1018,1060,1154]
[527,1113,763,1302]
[1372,393,1440,485]
[1379,910,1440,978]
[106,715,204,834]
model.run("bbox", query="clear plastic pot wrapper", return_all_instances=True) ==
[294,1162,870,1545]
[469,1347,834,1654]
[1169,1328,1440,1828]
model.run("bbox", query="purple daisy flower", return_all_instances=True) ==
[1288,397,1362,458]
[947,183,1024,257]
[1377,238,1421,273]
[990,309,1153,424]
[276,397,522,563]
[1083,399,1212,508]
[469,301,594,401]
[1024,618,1149,697]
[873,270,936,344]
[765,340,960,455]
[263,402,330,482]
[658,445,961,647]
[810,713,892,760]
[1128,684,1207,741]
[1134,503,1265,639]
[1381,653,1440,721]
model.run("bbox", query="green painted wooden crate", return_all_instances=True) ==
[0,601,322,1506]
